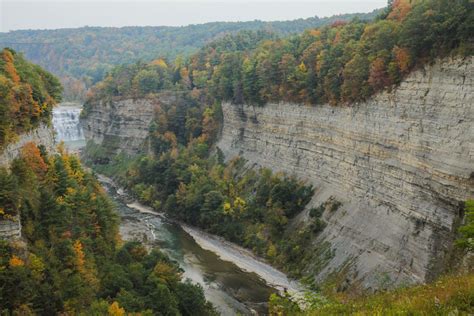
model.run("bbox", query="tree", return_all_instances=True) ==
[457,200,474,251]
[368,57,392,91]
[341,53,370,102]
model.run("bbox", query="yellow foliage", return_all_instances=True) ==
[150,58,168,68]
[73,240,85,271]
[163,131,178,148]
[298,62,307,73]
[153,262,181,285]
[9,255,24,267]
[108,301,125,316]
[223,202,232,214]
[309,29,321,37]
[28,253,45,280]
[267,243,277,258]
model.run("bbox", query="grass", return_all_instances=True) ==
[308,273,474,315]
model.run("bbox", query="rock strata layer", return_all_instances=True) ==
[0,124,56,167]
[217,57,474,290]
[81,93,180,156]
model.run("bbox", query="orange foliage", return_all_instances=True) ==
[20,142,48,177]
[2,50,20,83]
[388,0,412,21]
[393,46,411,74]
[9,255,25,267]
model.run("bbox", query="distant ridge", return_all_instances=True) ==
[0,9,381,100]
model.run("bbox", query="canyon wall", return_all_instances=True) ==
[0,124,56,167]
[81,93,180,156]
[217,57,474,290]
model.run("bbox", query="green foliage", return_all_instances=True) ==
[267,274,474,315]
[269,292,302,315]
[0,48,62,149]
[84,0,471,109]
[0,11,381,101]
[310,273,474,315]
[111,103,321,277]
[184,0,472,106]
[457,200,474,251]
[0,144,216,315]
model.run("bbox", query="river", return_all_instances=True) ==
[53,103,302,315]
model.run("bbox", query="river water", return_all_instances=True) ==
[105,182,276,315]
[52,103,285,315]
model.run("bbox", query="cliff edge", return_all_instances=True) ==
[217,57,474,290]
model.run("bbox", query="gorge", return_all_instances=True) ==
[82,56,474,292]
[52,101,290,315]
[1,0,473,314]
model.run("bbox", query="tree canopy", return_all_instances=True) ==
[0,48,62,149]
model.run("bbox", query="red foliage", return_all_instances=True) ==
[368,58,392,91]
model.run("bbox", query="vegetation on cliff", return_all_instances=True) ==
[84,95,328,279]
[0,48,62,149]
[187,0,472,105]
[0,10,381,101]
[0,143,216,315]
[87,0,472,107]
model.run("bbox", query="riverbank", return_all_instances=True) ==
[128,202,305,297]
[97,174,308,307]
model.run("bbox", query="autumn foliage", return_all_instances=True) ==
[0,147,216,315]
[0,48,62,150]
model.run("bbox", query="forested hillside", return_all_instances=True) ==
[87,0,472,106]
[0,48,61,149]
[0,51,215,315]
[186,0,472,106]
[0,10,380,100]
[0,144,216,315]
[82,1,474,312]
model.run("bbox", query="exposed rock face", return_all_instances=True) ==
[0,124,56,167]
[0,215,21,240]
[81,93,179,156]
[217,57,474,290]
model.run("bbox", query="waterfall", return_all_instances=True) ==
[52,104,85,149]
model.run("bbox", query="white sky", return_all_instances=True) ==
[0,0,387,32]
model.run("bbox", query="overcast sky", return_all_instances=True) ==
[0,0,387,32]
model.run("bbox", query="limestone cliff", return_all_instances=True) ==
[81,93,181,156]
[0,124,56,167]
[217,57,474,290]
